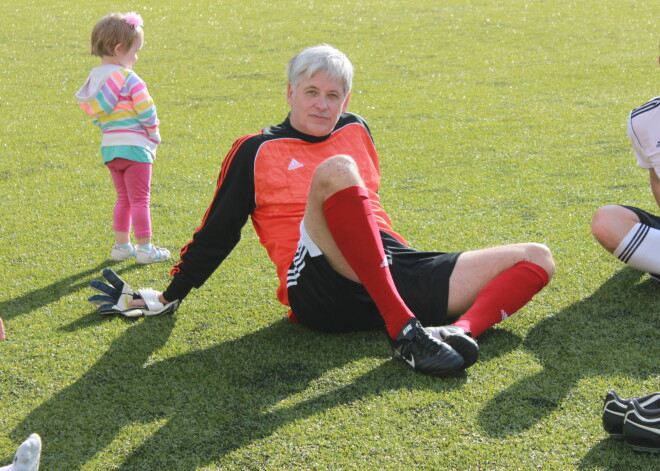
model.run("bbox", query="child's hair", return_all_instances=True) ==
[90,12,143,57]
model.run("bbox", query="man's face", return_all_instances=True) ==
[287,72,350,137]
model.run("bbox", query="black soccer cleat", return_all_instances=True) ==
[426,325,480,370]
[389,319,464,377]
[603,390,660,440]
[623,398,660,454]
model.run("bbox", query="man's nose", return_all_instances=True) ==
[315,95,329,110]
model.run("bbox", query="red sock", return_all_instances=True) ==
[453,261,549,338]
[323,186,414,338]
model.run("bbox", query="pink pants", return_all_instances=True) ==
[107,158,152,239]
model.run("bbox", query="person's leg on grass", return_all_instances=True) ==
[302,154,463,376]
[592,204,660,276]
[445,243,555,338]
[124,161,170,264]
[591,204,641,254]
[304,155,414,338]
[107,159,135,261]
[124,161,153,246]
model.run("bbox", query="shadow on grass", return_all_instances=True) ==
[0,262,140,323]
[476,329,525,364]
[478,267,659,440]
[578,436,658,470]
[12,315,465,469]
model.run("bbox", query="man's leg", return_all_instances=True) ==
[303,154,413,338]
[591,205,641,253]
[592,204,660,275]
[446,243,555,337]
[302,154,464,376]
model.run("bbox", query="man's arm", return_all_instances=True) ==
[161,137,260,303]
[649,168,660,210]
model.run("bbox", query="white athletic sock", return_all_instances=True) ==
[613,223,660,275]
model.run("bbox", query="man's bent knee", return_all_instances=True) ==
[591,205,639,253]
[311,155,363,198]
[315,155,359,180]
[523,242,555,279]
[591,205,618,238]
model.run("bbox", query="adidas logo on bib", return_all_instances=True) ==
[288,159,304,170]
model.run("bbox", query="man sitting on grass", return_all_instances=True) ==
[91,44,555,377]
[591,50,660,279]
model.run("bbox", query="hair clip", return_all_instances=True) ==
[124,12,143,29]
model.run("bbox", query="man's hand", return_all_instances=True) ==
[88,269,179,317]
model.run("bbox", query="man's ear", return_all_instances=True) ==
[286,82,293,105]
[342,92,351,113]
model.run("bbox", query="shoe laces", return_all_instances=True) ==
[140,246,164,259]
[151,247,168,260]
[412,327,443,356]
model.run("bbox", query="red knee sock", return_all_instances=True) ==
[323,186,414,338]
[452,261,549,338]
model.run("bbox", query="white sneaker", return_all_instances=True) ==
[0,433,41,471]
[136,245,171,264]
[110,244,136,262]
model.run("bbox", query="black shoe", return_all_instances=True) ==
[426,325,480,369]
[603,390,660,440]
[389,319,464,377]
[623,399,660,453]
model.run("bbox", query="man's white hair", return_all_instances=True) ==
[287,44,353,95]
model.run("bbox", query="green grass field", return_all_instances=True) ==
[1,0,659,469]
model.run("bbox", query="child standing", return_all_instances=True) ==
[76,12,170,264]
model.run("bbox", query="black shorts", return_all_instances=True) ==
[286,227,461,333]
[620,205,660,229]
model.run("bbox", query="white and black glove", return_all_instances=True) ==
[88,269,179,317]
